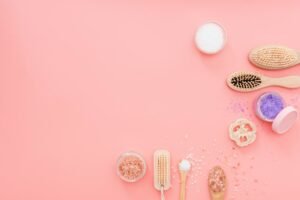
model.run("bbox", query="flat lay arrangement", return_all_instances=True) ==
[116,20,299,199]
[2,2,300,200]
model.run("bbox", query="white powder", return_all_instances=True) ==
[179,159,192,172]
[195,22,226,54]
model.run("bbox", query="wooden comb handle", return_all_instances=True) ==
[269,76,300,88]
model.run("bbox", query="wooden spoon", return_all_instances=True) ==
[208,166,226,200]
[179,160,191,200]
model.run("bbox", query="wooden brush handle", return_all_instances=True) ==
[269,76,300,88]
[160,187,165,200]
[180,173,187,200]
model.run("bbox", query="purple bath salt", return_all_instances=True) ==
[256,92,285,122]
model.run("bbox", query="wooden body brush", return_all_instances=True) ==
[249,45,300,70]
[154,150,171,200]
[227,71,300,92]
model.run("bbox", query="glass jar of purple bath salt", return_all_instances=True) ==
[255,92,298,134]
[256,92,285,122]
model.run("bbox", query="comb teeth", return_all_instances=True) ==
[249,46,299,69]
[228,72,262,91]
[154,150,171,191]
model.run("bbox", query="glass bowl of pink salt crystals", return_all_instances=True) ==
[117,151,147,182]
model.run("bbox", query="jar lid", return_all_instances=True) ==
[272,106,298,134]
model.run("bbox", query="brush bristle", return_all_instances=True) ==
[249,46,299,69]
[228,72,262,91]
[154,150,171,191]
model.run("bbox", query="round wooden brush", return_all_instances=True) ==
[249,45,300,70]
[227,71,300,92]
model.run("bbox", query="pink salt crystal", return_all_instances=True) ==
[117,152,146,182]
[208,166,226,193]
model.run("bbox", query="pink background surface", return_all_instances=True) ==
[1,1,300,199]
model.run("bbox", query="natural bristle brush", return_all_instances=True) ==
[249,45,300,70]
[227,71,300,92]
[154,150,171,200]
